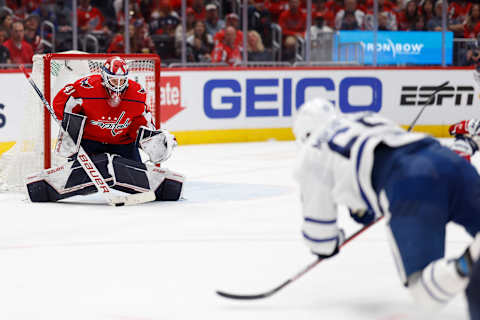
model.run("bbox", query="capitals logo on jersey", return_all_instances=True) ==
[90,111,131,136]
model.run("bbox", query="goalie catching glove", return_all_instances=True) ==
[136,126,177,163]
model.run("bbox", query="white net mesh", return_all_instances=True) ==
[0,51,159,192]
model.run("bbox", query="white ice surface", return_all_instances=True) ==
[0,139,475,320]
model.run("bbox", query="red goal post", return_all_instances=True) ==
[39,53,161,169]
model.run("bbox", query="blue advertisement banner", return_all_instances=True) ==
[336,31,453,65]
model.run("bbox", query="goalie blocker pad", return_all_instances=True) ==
[55,112,86,159]
[25,153,184,202]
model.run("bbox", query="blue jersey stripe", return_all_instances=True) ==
[304,217,337,224]
[302,231,338,243]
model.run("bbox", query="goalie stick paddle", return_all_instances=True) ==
[407,81,449,132]
[216,217,384,300]
[19,65,155,206]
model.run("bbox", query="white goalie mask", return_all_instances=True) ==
[101,56,129,107]
[293,97,336,144]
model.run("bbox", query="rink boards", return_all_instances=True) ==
[0,67,477,152]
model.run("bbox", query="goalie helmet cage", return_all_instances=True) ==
[0,52,161,191]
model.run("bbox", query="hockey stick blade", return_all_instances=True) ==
[216,217,383,300]
[111,191,156,206]
[19,64,155,207]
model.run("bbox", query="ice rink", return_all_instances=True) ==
[0,139,474,320]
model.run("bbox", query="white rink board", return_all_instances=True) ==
[0,68,478,142]
[162,68,479,131]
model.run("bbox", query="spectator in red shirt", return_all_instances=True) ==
[190,0,206,21]
[314,0,336,28]
[211,25,242,65]
[265,0,288,23]
[278,0,307,38]
[325,0,345,18]
[463,4,480,39]
[3,21,34,64]
[213,13,243,48]
[77,0,106,33]
[449,0,471,21]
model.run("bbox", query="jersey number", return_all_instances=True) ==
[325,115,386,159]
[63,85,75,95]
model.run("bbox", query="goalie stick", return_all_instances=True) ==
[407,81,449,132]
[216,81,451,300]
[19,64,155,206]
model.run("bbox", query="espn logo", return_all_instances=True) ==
[400,85,474,106]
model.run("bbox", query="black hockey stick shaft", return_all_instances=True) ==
[407,81,449,132]
[216,216,384,300]
[19,64,155,206]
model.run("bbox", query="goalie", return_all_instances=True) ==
[26,56,184,203]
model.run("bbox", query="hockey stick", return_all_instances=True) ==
[407,81,449,132]
[20,65,155,206]
[216,217,384,300]
[216,81,451,300]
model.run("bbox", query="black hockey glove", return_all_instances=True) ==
[349,208,375,225]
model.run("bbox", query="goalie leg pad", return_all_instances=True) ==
[26,180,58,202]
[155,178,183,201]
[111,155,151,194]
[146,164,185,201]
[26,153,113,202]
[26,154,185,203]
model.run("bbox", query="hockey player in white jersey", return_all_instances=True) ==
[293,98,480,319]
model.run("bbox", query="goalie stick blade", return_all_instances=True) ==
[109,191,156,206]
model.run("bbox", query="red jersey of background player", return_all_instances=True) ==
[53,74,153,145]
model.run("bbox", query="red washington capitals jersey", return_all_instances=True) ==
[53,74,154,144]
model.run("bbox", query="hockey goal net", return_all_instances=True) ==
[0,52,161,191]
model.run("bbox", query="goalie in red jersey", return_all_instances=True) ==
[448,119,480,162]
[26,56,184,203]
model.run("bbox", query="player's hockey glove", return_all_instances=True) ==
[136,126,177,163]
[349,208,375,225]
[451,135,479,162]
[456,233,480,278]
[311,229,345,259]
[449,119,480,137]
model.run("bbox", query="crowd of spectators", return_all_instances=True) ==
[0,0,478,65]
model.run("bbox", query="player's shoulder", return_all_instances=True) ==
[125,80,147,101]
[72,74,103,89]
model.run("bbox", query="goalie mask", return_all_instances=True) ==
[293,97,336,144]
[101,56,129,107]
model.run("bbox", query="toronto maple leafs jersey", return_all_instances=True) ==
[53,74,155,144]
[293,112,428,255]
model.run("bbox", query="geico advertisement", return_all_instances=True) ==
[161,68,479,131]
[0,69,478,142]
